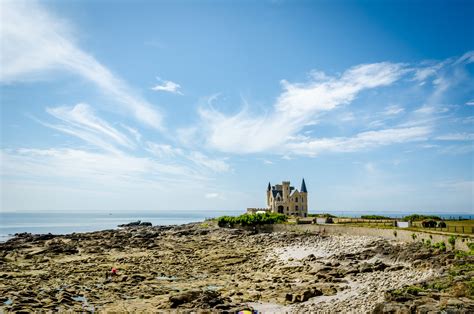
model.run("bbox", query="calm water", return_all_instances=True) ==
[0,210,241,242]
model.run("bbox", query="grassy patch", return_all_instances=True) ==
[392,285,425,296]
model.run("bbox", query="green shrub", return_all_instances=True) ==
[411,233,417,240]
[393,230,397,237]
[433,241,446,252]
[427,281,450,291]
[402,214,441,222]
[361,215,391,220]
[405,286,425,295]
[426,239,431,247]
[455,250,469,258]
[217,212,287,227]
[448,236,456,249]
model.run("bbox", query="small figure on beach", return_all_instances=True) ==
[105,267,118,280]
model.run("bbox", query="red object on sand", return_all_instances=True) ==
[111,267,117,275]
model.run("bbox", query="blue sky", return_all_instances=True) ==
[1,0,473,214]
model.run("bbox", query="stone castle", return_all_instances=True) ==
[247,179,308,217]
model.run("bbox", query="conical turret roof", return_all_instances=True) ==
[301,178,307,193]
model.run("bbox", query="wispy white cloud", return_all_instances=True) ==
[1,1,163,129]
[0,148,204,185]
[466,100,474,106]
[412,62,446,85]
[146,142,184,158]
[414,104,449,115]
[146,141,230,174]
[119,124,142,143]
[383,105,405,116]
[367,119,386,129]
[151,77,183,95]
[32,103,136,154]
[45,103,134,151]
[435,133,474,141]
[286,126,431,157]
[199,62,406,154]
[454,51,474,65]
[196,55,472,157]
[13,103,231,190]
[276,62,405,117]
[187,152,231,173]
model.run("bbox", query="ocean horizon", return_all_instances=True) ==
[1,210,472,242]
[0,210,242,242]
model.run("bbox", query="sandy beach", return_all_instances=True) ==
[1,222,473,313]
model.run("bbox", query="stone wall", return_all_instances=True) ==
[254,223,473,252]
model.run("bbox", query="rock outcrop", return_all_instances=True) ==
[0,223,472,312]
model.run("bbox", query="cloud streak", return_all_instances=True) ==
[6,104,231,192]
[151,78,183,95]
[196,52,474,157]
[44,103,134,153]
[286,126,431,156]
[1,0,163,129]
[1,148,207,187]
[199,62,407,154]
[435,133,474,141]
[146,142,231,173]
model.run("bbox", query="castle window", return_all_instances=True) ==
[295,205,299,210]
[295,197,298,202]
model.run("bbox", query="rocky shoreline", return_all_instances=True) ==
[0,222,473,313]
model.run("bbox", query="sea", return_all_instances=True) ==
[0,210,241,242]
[0,210,472,242]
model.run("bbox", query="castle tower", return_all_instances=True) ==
[300,178,308,214]
[282,181,290,201]
[266,182,271,207]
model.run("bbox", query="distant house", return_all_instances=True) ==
[247,179,308,218]
[396,221,411,228]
